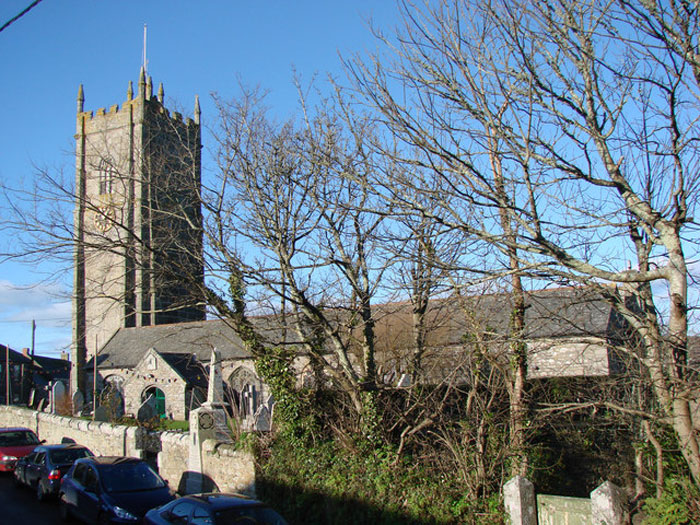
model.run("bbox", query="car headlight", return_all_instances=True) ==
[112,506,138,520]
[1,455,17,462]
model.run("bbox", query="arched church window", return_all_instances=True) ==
[142,386,166,419]
[226,367,263,419]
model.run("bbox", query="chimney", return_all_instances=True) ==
[60,351,70,361]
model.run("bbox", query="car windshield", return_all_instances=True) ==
[49,448,92,465]
[215,506,287,525]
[99,461,166,493]
[0,430,39,447]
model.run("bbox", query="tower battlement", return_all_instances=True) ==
[78,91,199,128]
[76,68,200,128]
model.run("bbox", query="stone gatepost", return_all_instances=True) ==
[503,476,537,525]
[591,481,629,525]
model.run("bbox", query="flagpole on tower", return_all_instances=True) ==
[142,24,148,75]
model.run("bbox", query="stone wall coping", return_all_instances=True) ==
[202,439,248,458]
[160,430,189,445]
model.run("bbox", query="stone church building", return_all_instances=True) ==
[73,70,270,422]
[71,72,635,425]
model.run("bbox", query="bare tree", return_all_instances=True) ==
[349,0,700,485]
[205,87,397,430]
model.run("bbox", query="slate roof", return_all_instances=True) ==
[93,287,624,373]
[372,287,621,355]
[95,319,249,369]
[157,351,208,389]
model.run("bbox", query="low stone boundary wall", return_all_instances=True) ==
[0,406,255,496]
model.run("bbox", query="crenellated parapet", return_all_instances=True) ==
[76,68,200,129]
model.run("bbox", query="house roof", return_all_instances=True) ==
[31,353,70,371]
[0,345,33,365]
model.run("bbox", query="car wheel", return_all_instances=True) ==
[36,480,45,502]
[59,497,73,523]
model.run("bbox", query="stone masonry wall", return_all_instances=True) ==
[123,350,188,420]
[0,406,255,495]
[527,337,610,379]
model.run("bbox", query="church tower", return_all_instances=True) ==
[72,69,205,395]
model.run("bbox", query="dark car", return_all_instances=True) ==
[14,443,93,500]
[144,493,288,525]
[59,456,176,524]
[0,427,41,472]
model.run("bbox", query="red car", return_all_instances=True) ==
[0,427,41,472]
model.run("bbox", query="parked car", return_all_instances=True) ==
[144,493,288,525]
[0,427,41,472]
[14,443,93,500]
[59,456,176,524]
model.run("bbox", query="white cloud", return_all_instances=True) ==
[0,279,71,355]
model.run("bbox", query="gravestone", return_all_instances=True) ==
[36,398,46,413]
[137,394,156,422]
[28,389,35,408]
[51,381,67,414]
[397,373,411,388]
[72,390,84,416]
[253,405,271,432]
[93,405,109,422]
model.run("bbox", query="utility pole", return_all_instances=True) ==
[5,343,9,406]
[30,320,36,396]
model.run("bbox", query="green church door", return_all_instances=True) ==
[143,387,166,418]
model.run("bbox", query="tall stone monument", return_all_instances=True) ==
[187,349,231,494]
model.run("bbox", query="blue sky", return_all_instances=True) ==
[0,0,400,357]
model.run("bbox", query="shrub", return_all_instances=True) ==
[642,478,700,525]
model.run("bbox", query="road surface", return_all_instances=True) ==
[0,472,64,523]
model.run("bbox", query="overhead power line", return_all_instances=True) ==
[0,0,44,34]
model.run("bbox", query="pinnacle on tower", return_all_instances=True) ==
[157,82,164,103]
[127,81,133,101]
[146,76,153,100]
[77,84,84,113]
[138,67,146,98]
[194,95,201,125]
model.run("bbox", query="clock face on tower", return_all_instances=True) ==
[93,204,116,233]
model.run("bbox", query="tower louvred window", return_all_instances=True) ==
[98,158,115,195]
